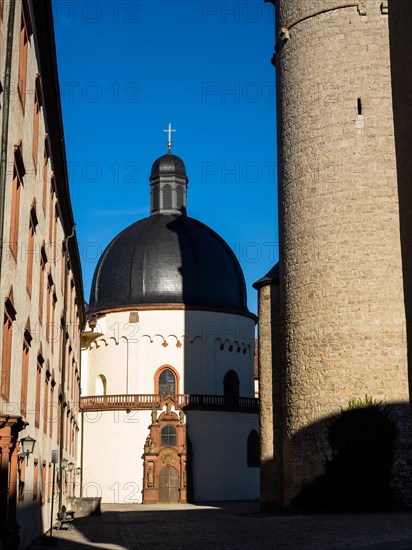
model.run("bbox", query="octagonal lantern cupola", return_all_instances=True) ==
[149,146,188,216]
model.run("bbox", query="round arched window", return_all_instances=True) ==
[159,369,176,395]
[223,370,240,398]
[95,374,107,396]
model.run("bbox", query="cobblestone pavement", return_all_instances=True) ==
[29,502,412,550]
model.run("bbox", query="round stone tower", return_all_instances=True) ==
[274,0,411,506]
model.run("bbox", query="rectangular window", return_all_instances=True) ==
[58,321,63,373]
[18,15,28,109]
[9,166,22,260]
[47,463,51,502]
[48,184,54,256]
[26,219,35,296]
[38,249,46,323]
[45,281,50,341]
[45,273,53,342]
[32,84,40,164]
[35,353,43,428]
[35,365,41,428]
[51,290,57,354]
[26,206,37,297]
[41,461,46,504]
[70,422,74,455]
[51,302,55,354]
[21,327,32,417]
[49,382,54,438]
[71,360,74,399]
[57,399,60,445]
[19,459,26,500]
[9,143,26,260]
[53,204,58,264]
[69,281,73,325]
[1,296,16,400]
[60,245,66,293]
[66,349,71,396]
[33,459,39,500]
[2,315,13,400]
[43,375,49,434]
[42,138,49,213]
[18,1,32,110]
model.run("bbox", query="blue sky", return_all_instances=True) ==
[53,0,278,314]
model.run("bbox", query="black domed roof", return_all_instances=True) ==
[150,153,187,179]
[89,214,248,314]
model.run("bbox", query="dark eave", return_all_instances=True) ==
[31,1,85,326]
[253,262,279,290]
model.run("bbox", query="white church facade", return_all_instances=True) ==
[80,142,259,503]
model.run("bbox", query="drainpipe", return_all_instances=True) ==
[0,0,16,278]
[58,225,76,511]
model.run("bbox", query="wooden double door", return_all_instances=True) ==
[158,466,179,502]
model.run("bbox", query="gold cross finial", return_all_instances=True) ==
[164,123,176,151]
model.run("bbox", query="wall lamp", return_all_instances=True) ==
[18,435,36,465]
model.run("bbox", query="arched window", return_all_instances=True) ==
[159,369,176,395]
[223,370,239,398]
[95,374,107,396]
[247,430,259,467]
[163,185,172,209]
[176,186,184,209]
[161,425,176,446]
[152,184,159,211]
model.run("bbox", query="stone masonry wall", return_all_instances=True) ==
[389,0,412,426]
[275,0,411,505]
[258,282,283,509]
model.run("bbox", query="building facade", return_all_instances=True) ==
[0,1,84,547]
[258,0,412,509]
[80,150,260,504]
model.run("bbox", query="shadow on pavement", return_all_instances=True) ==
[29,502,412,550]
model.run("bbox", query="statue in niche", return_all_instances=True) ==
[151,408,158,424]
[179,409,185,423]
[166,398,173,415]
[147,462,154,487]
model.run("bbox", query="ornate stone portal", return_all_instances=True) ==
[142,398,191,504]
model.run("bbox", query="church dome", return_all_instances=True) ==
[90,140,249,315]
[150,153,187,179]
[89,214,248,314]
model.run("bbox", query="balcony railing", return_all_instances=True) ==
[80,394,258,413]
